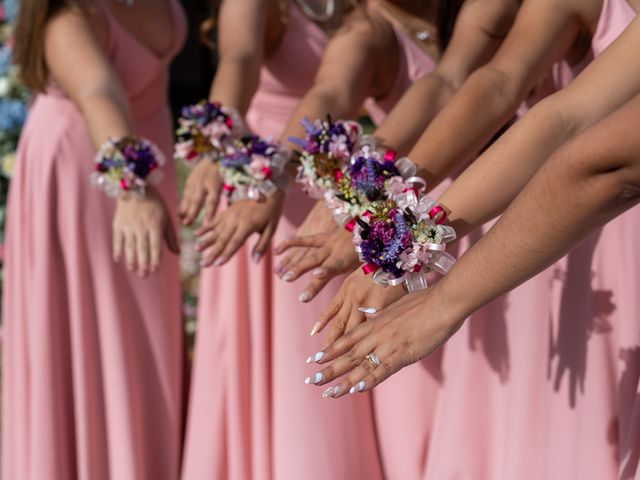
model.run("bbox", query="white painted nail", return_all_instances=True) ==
[310,322,321,336]
[331,386,342,397]
[358,307,378,314]
[322,386,334,398]
[298,291,311,303]
[283,271,294,282]
[306,356,313,364]
[252,252,262,264]
[349,386,357,394]
[313,351,324,362]
[313,372,324,384]
[304,376,312,384]
[358,380,366,392]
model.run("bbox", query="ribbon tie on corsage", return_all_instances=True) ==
[353,191,457,293]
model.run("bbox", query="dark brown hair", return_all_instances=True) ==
[437,0,464,50]
[13,0,82,92]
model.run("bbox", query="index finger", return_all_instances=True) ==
[273,234,326,255]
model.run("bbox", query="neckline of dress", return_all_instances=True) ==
[103,0,178,63]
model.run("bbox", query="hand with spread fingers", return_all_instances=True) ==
[304,285,465,398]
[196,189,285,267]
[309,268,406,345]
[113,187,180,277]
[179,160,223,227]
[274,225,359,303]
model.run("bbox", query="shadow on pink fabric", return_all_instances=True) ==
[423,1,640,478]
[1,2,188,479]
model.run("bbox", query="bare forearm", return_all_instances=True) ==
[435,99,640,324]
[374,73,458,156]
[441,99,573,239]
[76,87,133,149]
[209,56,261,115]
[411,67,521,187]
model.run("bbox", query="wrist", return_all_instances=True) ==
[91,136,164,198]
[174,100,246,166]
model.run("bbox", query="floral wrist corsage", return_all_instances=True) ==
[289,116,363,198]
[174,100,245,165]
[91,136,164,197]
[219,135,290,202]
[353,191,457,292]
[324,144,425,229]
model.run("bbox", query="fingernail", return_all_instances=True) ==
[358,380,366,392]
[306,356,313,364]
[253,252,262,264]
[322,386,335,398]
[313,372,324,384]
[349,385,357,394]
[310,322,321,336]
[214,258,224,266]
[312,351,324,362]
[283,271,294,282]
[358,307,378,314]
[305,376,312,385]
[312,268,327,278]
[330,385,342,397]
[274,265,285,276]
[298,291,311,303]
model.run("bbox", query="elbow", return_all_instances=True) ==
[465,65,524,112]
[431,70,465,96]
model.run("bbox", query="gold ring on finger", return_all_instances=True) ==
[365,352,381,368]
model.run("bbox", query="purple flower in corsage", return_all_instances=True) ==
[290,116,363,198]
[174,100,243,165]
[353,194,457,292]
[219,135,289,202]
[91,136,165,197]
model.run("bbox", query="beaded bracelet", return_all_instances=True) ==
[174,100,245,165]
[289,116,363,199]
[90,136,165,197]
[219,135,290,202]
[353,191,457,292]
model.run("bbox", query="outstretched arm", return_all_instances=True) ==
[374,0,519,155]
[307,90,640,397]
[197,7,401,268]
[440,14,640,239]
[274,0,519,304]
[409,0,594,187]
[180,0,273,225]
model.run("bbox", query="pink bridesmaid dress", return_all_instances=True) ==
[181,3,437,479]
[2,3,187,480]
[424,1,640,479]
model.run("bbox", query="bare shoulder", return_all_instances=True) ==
[45,2,108,49]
